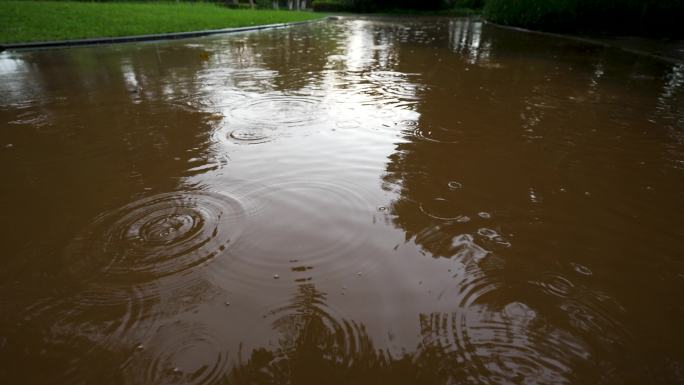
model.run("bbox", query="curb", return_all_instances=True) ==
[484,21,684,65]
[0,17,331,51]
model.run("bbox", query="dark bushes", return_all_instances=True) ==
[483,0,684,37]
[312,0,352,12]
[313,0,447,13]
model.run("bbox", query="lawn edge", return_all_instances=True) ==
[0,17,331,51]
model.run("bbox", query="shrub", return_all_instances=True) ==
[450,0,485,9]
[313,0,446,13]
[483,0,577,30]
[312,0,352,12]
[483,0,684,37]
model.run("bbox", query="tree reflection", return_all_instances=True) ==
[228,283,470,385]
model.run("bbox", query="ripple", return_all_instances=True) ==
[414,240,595,382]
[228,95,323,128]
[396,119,419,127]
[502,301,537,321]
[184,154,230,176]
[228,128,274,145]
[258,284,371,370]
[335,120,361,129]
[409,125,461,144]
[532,272,576,298]
[65,191,245,284]
[450,234,489,262]
[570,262,593,276]
[421,288,591,384]
[475,228,512,249]
[560,294,630,351]
[366,71,422,102]
[124,321,229,385]
[217,180,375,283]
[3,285,165,384]
[454,304,589,383]
[419,198,469,222]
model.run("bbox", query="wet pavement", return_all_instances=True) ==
[1,17,684,385]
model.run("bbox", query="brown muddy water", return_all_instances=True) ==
[1,17,684,385]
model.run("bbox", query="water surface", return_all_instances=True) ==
[1,17,684,385]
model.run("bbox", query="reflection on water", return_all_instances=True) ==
[1,17,684,384]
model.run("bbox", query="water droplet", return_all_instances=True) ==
[135,343,144,351]
[571,263,593,276]
[273,274,280,279]
[478,212,491,219]
[456,215,471,223]
[448,181,463,190]
[5,144,13,149]
[228,128,272,145]
[172,367,182,375]
[224,301,231,306]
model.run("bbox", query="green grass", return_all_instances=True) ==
[0,1,325,44]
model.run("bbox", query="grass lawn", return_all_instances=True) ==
[0,1,325,44]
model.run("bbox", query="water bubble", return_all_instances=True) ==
[571,263,593,276]
[447,181,463,190]
[396,119,419,127]
[410,126,460,144]
[478,212,491,219]
[228,128,273,145]
[503,302,537,322]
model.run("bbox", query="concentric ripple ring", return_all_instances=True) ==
[65,191,245,284]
